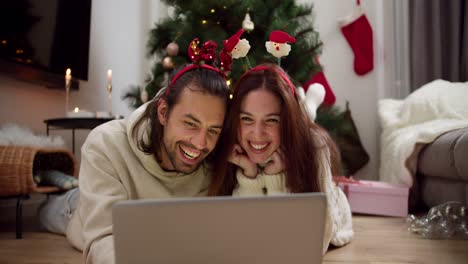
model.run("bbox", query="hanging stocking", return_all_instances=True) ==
[340,0,374,75]
[304,56,336,106]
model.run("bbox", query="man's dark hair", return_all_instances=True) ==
[132,64,230,162]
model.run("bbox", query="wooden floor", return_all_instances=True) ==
[0,215,467,263]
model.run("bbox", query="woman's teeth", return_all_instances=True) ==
[250,143,268,150]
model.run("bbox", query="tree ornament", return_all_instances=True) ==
[166,42,179,56]
[167,6,176,19]
[162,56,174,69]
[242,12,254,32]
[140,88,149,103]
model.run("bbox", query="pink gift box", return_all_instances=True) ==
[337,179,409,217]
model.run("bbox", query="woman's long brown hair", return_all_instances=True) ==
[208,63,341,196]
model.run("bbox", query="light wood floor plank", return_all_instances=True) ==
[1,215,467,263]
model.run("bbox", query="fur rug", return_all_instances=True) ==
[0,123,65,149]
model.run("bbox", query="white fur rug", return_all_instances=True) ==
[0,124,65,149]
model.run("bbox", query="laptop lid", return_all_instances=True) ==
[113,193,326,264]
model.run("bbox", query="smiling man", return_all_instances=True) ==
[61,64,230,263]
[157,85,225,173]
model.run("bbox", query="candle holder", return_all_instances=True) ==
[107,83,112,116]
[65,69,71,114]
[65,82,70,114]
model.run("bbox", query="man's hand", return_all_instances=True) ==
[263,150,285,175]
[228,144,257,178]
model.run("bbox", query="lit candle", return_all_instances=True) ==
[65,68,72,88]
[74,107,79,112]
[107,69,112,86]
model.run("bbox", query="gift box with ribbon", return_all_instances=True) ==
[334,176,409,217]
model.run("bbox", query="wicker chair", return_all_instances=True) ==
[0,145,77,238]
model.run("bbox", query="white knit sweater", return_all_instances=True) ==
[233,150,354,254]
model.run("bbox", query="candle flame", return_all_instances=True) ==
[107,69,112,78]
[74,107,79,112]
[66,68,71,75]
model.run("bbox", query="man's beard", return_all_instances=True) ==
[161,140,207,174]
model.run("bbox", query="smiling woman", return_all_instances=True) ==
[238,89,281,166]
[209,63,353,254]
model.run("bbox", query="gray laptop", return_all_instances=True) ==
[113,193,327,264]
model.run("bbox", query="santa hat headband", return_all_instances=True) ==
[224,29,244,53]
[233,30,297,95]
[269,30,296,43]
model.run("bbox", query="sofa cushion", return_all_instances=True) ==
[420,177,468,207]
[418,128,468,181]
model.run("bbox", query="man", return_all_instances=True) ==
[57,64,230,263]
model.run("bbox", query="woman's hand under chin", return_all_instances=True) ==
[263,150,285,175]
[228,144,258,178]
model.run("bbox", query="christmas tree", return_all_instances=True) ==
[122,0,368,175]
[123,0,323,107]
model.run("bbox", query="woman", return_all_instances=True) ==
[209,63,353,253]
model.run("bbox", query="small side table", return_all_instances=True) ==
[44,117,115,154]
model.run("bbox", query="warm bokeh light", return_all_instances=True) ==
[74,107,79,112]
[202,20,207,24]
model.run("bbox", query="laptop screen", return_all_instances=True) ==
[113,193,326,264]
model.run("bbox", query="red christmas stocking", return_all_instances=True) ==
[304,71,335,106]
[340,0,374,75]
[304,57,336,106]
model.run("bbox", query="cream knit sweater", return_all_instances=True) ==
[233,148,354,254]
[66,103,212,263]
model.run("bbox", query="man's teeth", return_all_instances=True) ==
[181,147,200,160]
[251,143,268,150]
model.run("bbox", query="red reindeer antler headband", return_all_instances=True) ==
[168,38,225,89]
[168,30,252,91]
